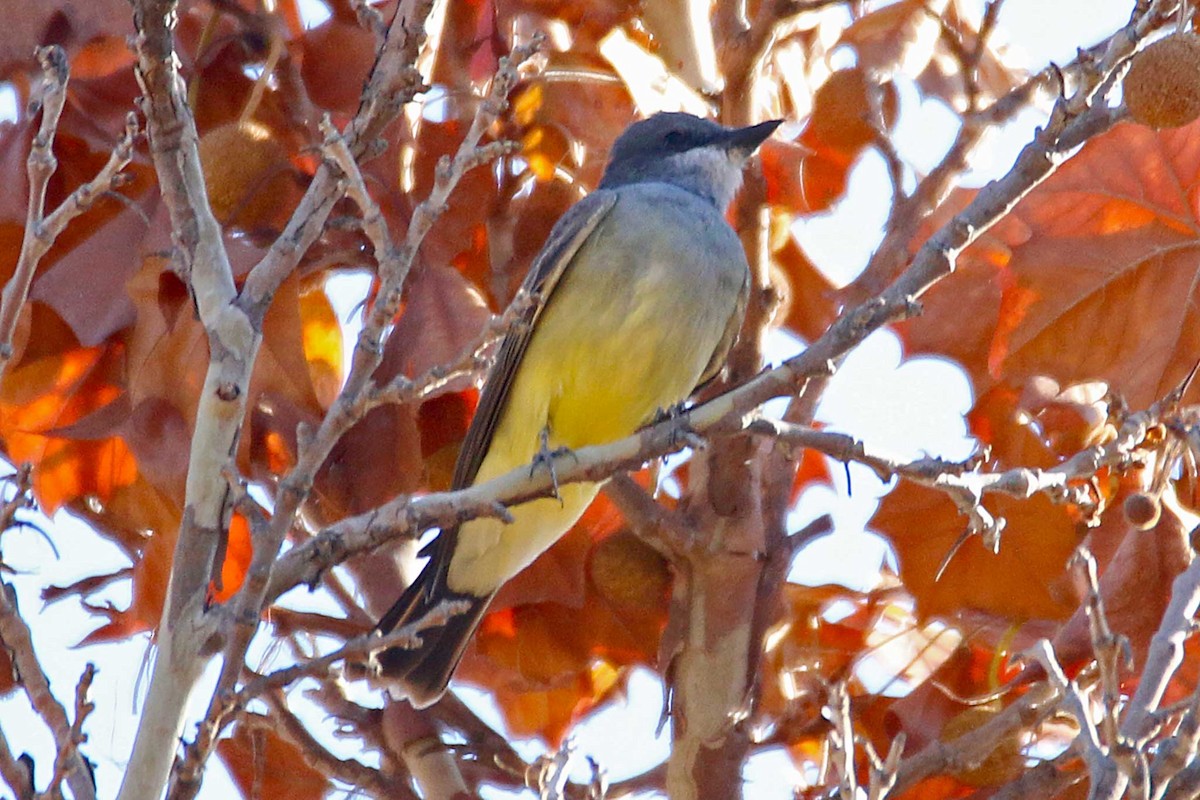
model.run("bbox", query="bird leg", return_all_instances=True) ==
[651,402,704,451]
[530,427,576,503]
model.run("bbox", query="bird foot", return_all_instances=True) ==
[530,429,576,503]
[652,402,703,450]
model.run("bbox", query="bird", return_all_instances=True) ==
[373,111,783,708]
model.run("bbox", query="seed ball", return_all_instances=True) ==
[1123,491,1162,531]
[1124,34,1200,129]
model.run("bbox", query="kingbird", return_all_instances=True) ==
[374,111,783,707]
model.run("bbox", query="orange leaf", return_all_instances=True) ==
[873,480,1078,622]
[770,233,838,342]
[299,18,380,114]
[899,121,1200,408]
[1053,485,1198,677]
[0,305,133,512]
[209,513,254,605]
[298,281,343,409]
[839,0,947,78]
[217,716,330,800]
[418,388,478,492]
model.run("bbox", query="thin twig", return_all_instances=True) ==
[1032,640,1121,798]
[0,48,137,374]
[0,725,33,799]
[175,39,541,792]
[1122,525,1200,741]
[749,407,1154,553]
[0,583,95,800]
[46,664,97,797]
[238,599,470,700]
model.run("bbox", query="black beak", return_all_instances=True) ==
[722,119,784,152]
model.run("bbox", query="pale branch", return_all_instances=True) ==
[828,682,859,800]
[258,691,413,797]
[891,680,1060,795]
[238,0,437,309]
[846,0,1175,303]
[173,39,540,794]
[238,599,470,700]
[1152,682,1200,797]
[1121,524,1200,741]
[47,664,97,798]
[0,726,33,800]
[0,584,95,800]
[1032,640,1122,798]
[125,0,448,794]
[0,46,66,365]
[749,406,1154,552]
[173,591,466,791]
[867,732,905,800]
[0,48,137,374]
[1070,549,1130,751]
[124,0,257,792]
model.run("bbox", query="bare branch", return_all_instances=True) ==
[0,726,33,800]
[1122,525,1200,741]
[0,49,137,375]
[258,692,413,796]
[893,680,1060,794]
[1032,640,1121,797]
[0,583,95,800]
[174,40,540,793]
[47,664,97,798]
[750,405,1155,553]
[239,599,470,700]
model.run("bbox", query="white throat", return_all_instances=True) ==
[667,147,746,210]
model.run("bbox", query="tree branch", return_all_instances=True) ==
[0,48,137,375]
[0,583,95,800]
[170,38,538,797]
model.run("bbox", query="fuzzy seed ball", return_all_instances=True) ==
[1124,34,1200,129]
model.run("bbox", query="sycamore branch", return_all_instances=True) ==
[0,469,95,800]
[749,404,1157,554]
[847,0,1179,302]
[124,0,444,797]
[0,47,137,376]
[170,38,540,798]
[0,585,96,800]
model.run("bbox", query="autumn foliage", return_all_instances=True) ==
[3,1,1200,799]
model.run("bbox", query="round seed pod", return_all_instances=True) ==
[1124,33,1200,129]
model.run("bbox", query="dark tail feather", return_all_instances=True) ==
[373,565,494,709]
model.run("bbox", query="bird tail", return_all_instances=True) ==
[373,563,495,709]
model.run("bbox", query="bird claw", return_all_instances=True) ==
[530,429,576,503]
[653,403,702,450]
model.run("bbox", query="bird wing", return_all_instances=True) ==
[695,266,749,389]
[421,189,619,588]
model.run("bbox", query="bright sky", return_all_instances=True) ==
[0,1,1137,798]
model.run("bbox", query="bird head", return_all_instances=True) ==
[598,112,784,209]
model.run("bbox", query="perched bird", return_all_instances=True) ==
[374,111,783,707]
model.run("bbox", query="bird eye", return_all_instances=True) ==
[664,130,687,148]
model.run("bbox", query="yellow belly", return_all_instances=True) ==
[446,191,744,595]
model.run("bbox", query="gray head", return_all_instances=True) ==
[598,112,783,209]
